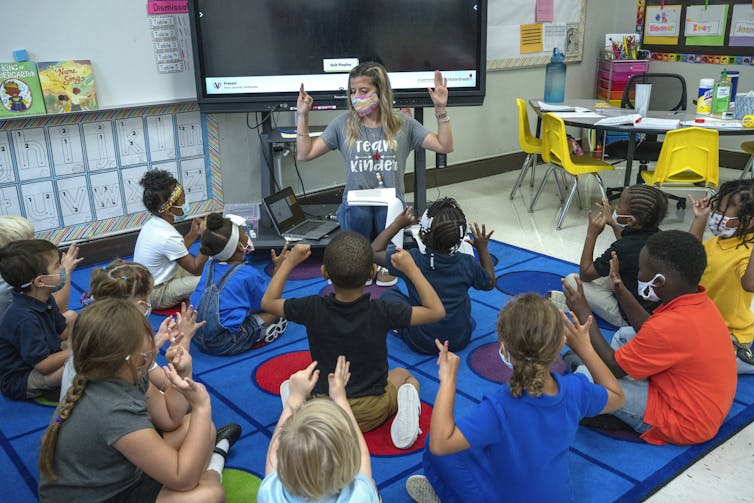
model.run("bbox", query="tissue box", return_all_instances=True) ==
[734,92,754,120]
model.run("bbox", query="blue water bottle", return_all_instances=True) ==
[544,48,566,103]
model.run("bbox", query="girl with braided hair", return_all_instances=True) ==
[689,179,754,373]
[559,185,667,329]
[38,298,240,503]
[373,197,495,354]
[405,294,624,502]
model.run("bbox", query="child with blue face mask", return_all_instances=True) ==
[189,213,288,356]
[689,179,754,373]
[557,185,667,328]
[0,240,75,401]
[134,169,209,310]
[406,294,624,503]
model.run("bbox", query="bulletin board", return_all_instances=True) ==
[638,0,754,65]
[487,0,587,70]
[0,105,223,245]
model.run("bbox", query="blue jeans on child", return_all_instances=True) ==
[336,203,387,239]
[194,261,266,356]
[575,326,651,433]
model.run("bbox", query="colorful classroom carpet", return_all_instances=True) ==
[2,239,753,502]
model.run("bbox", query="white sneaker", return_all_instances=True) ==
[546,290,569,312]
[264,318,287,343]
[279,380,290,408]
[376,267,398,287]
[391,383,421,449]
[406,475,441,503]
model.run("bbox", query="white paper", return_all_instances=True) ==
[176,112,204,157]
[49,124,85,176]
[83,121,117,172]
[116,118,148,167]
[0,186,22,216]
[12,128,50,181]
[686,5,726,38]
[645,6,681,37]
[552,112,605,119]
[21,180,59,231]
[147,114,177,162]
[0,132,14,184]
[153,161,179,180]
[594,114,642,126]
[56,175,93,226]
[680,120,743,129]
[179,157,208,203]
[634,118,680,129]
[347,187,397,206]
[543,23,566,52]
[90,171,125,220]
[121,165,149,214]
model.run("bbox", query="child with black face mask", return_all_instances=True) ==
[0,240,75,401]
[689,179,754,373]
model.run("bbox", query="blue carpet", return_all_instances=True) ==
[2,239,753,502]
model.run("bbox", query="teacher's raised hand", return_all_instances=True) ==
[427,70,448,110]
[297,83,313,114]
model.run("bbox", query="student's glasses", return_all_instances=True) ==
[125,351,156,371]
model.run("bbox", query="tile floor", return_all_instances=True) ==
[409,163,754,502]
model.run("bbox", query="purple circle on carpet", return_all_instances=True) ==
[468,342,566,384]
[496,270,563,296]
[320,283,397,299]
[264,256,322,280]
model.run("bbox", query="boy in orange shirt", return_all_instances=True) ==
[563,230,736,445]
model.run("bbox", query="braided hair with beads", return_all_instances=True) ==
[419,197,468,259]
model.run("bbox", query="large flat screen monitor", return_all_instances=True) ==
[188,0,487,113]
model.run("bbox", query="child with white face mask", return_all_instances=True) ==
[189,213,289,356]
[689,179,754,373]
[558,185,668,328]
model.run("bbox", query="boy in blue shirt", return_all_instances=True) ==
[0,240,74,400]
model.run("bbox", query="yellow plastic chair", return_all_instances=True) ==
[640,127,718,205]
[740,141,754,179]
[529,113,614,230]
[510,98,542,200]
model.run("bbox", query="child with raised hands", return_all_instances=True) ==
[405,293,624,503]
[259,356,379,502]
[689,180,754,373]
[262,233,444,449]
[558,185,667,327]
[190,213,289,356]
[373,198,495,354]
[38,298,241,503]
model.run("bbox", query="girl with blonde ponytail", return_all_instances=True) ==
[39,298,240,503]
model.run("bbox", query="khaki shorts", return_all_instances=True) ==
[348,382,398,432]
[151,266,200,310]
[26,369,58,399]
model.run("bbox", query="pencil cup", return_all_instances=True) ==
[634,84,652,117]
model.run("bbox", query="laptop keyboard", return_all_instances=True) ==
[289,220,322,235]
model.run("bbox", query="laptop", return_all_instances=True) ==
[262,187,339,240]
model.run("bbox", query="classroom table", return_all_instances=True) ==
[528,98,754,187]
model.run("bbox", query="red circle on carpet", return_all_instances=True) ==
[254,351,431,454]
[468,342,566,384]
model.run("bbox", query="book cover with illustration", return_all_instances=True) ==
[0,61,46,118]
[37,59,98,113]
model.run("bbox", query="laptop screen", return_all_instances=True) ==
[263,187,305,232]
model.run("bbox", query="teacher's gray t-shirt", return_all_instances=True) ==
[320,112,429,201]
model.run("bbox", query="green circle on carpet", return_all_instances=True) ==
[223,468,262,502]
[33,397,58,407]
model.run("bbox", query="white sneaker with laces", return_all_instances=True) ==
[376,266,398,287]
[406,475,441,503]
[391,383,421,449]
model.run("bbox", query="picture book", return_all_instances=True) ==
[0,61,46,118]
[37,59,98,113]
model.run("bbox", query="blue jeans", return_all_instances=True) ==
[336,203,388,239]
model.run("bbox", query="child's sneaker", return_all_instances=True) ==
[264,318,287,343]
[406,474,441,503]
[376,266,398,287]
[279,379,290,408]
[562,350,584,373]
[391,383,421,449]
[546,290,569,312]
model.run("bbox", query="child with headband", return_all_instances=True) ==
[190,213,288,355]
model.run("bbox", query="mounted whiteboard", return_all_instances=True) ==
[487,0,587,70]
[0,0,197,109]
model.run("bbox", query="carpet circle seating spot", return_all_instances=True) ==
[468,342,566,384]
[320,283,398,299]
[222,468,262,502]
[496,270,563,296]
[151,304,185,317]
[264,256,323,280]
[254,351,430,454]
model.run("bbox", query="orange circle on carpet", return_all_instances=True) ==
[254,351,431,454]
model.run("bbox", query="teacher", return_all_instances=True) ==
[295,61,454,286]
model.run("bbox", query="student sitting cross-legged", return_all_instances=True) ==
[261,233,445,449]
[563,230,737,445]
